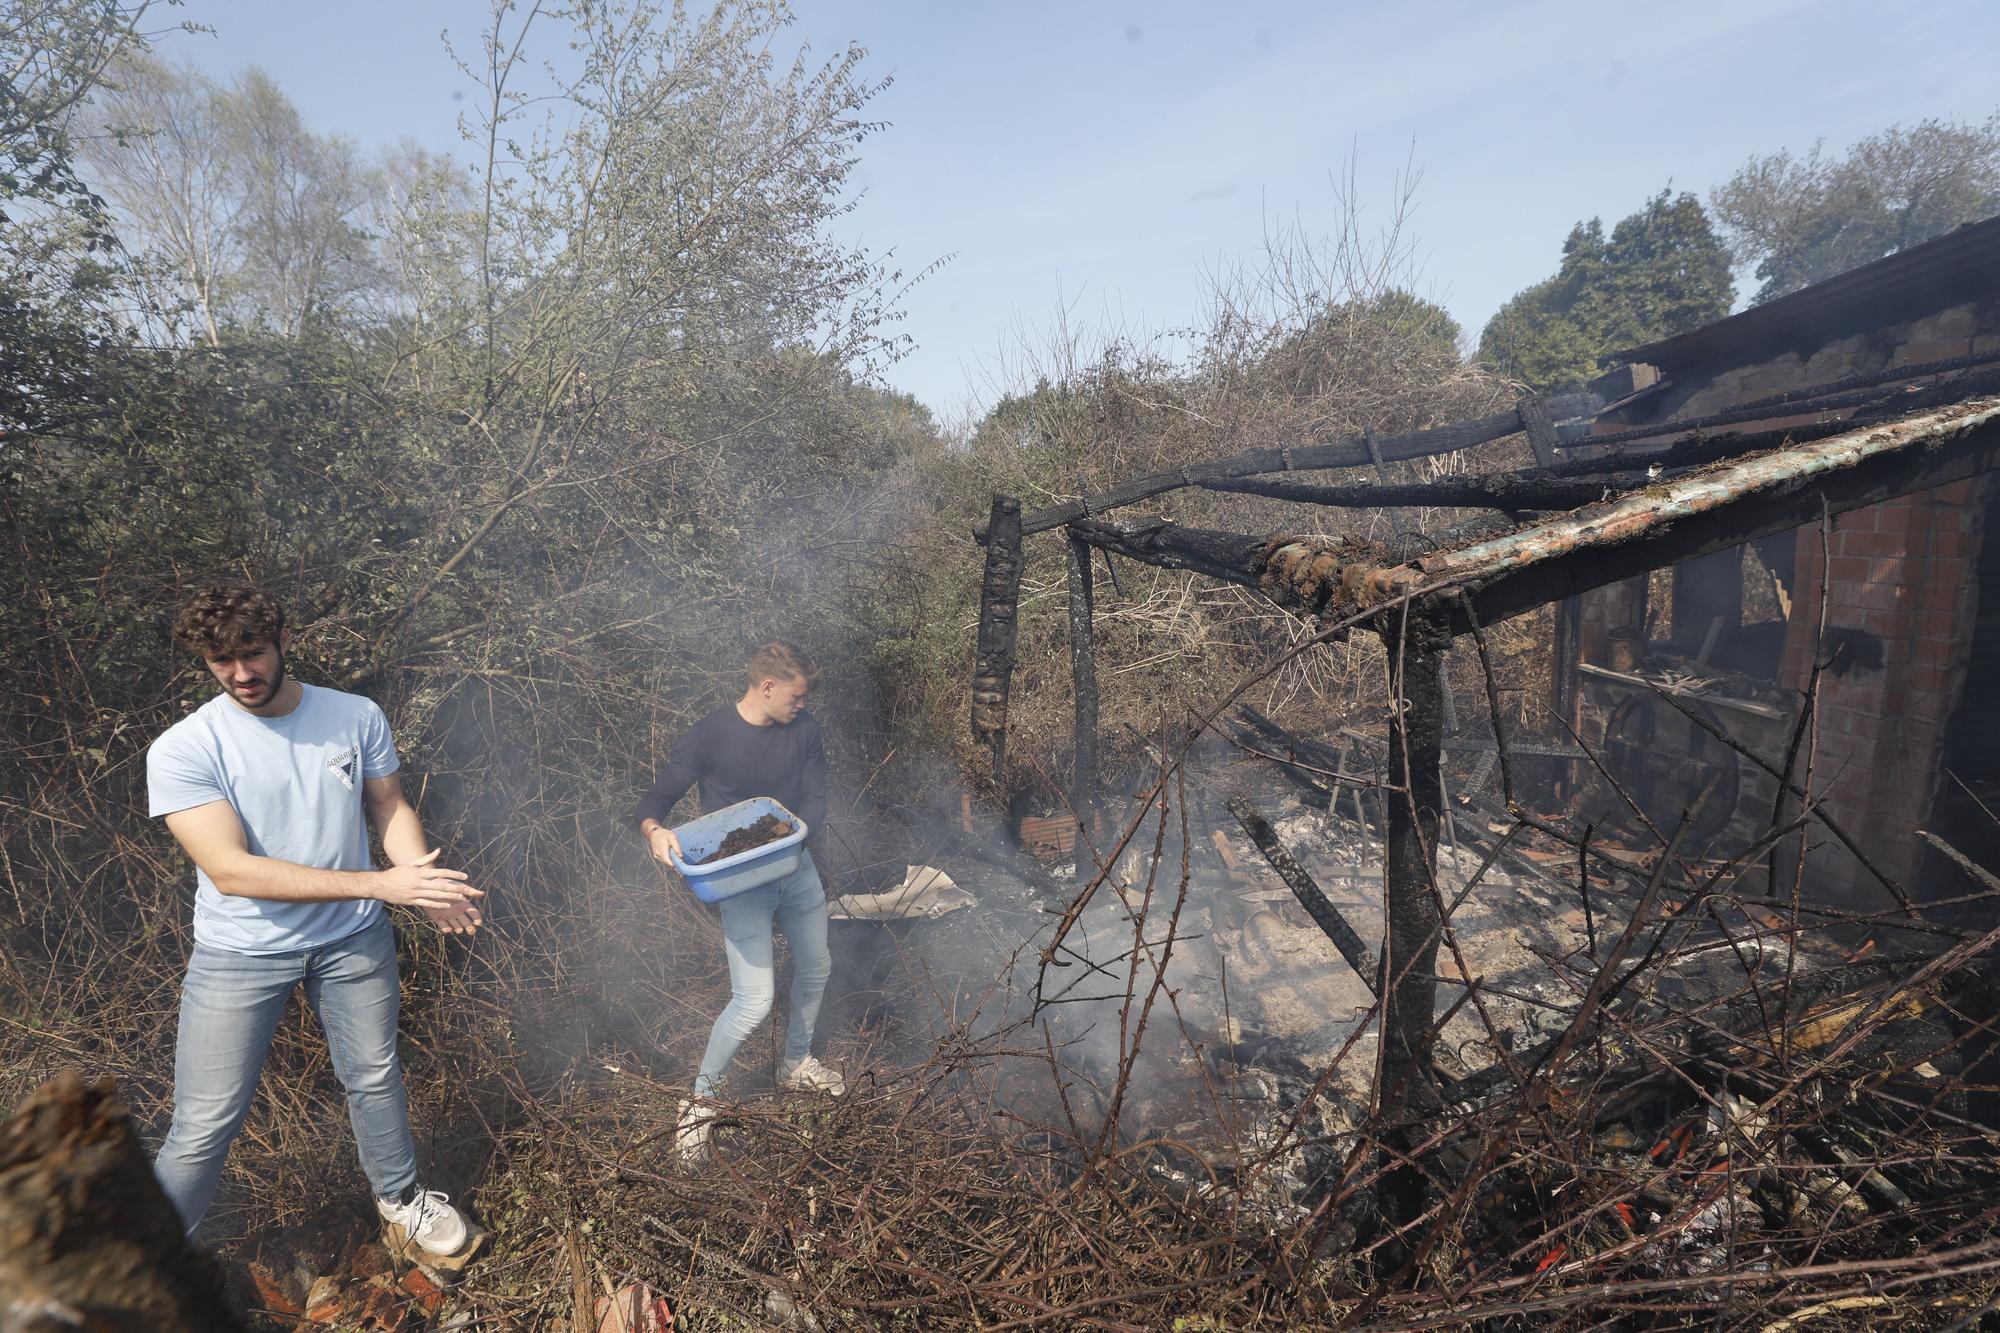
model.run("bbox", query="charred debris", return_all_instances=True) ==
[952,214,2000,1319]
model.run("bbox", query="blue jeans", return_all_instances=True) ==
[693,855,833,1096]
[153,914,418,1232]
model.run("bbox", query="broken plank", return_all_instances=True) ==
[1225,794,1377,994]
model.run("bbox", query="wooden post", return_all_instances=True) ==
[1378,603,1448,1250]
[971,495,1025,782]
[0,1069,249,1331]
[1517,393,1562,469]
[1551,595,1583,789]
[1065,528,1099,881]
[1380,606,1446,1126]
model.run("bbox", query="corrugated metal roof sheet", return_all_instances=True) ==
[1615,212,2000,373]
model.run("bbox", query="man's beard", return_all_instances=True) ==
[231,649,288,706]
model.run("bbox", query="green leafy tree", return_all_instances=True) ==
[1,1,158,437]
[1,0,158,224]
[1711,114,2000,303]
[1479,189,1734,393]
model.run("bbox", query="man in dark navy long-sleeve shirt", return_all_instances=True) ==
[633,640,841,1163]
[633,700,828,835]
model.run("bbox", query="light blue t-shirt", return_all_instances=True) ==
[147,682,400,955]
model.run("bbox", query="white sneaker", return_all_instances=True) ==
[377,1187,469,1255]
[675,1097,713,1165]
[778,1055,845,1097]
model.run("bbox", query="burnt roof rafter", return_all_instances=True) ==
[1062,398,2000,636]
[973,391,1604,545]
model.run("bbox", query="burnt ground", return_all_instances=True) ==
[194,734,1993,1330]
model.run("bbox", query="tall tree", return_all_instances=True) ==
[75,54,237,342]
[217,68,379,336]
[0,0,156,225]
[1710,114,2000,304]
[78,56,381,343]
[344,0,907,683]
[1,0,156,435]
[1479,189,1734,393]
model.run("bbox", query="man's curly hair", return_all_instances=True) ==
[172,585,286,658]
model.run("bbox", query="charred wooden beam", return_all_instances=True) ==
[1376,602,1451,1246]
[973,392,1601,542]
[1550,596,1583,770]
[1225,795,1377,992]
[1193,469,1664,513]
[1065,529,1100,881]
[1430,396,2000,629]
[1061,519,1443,626]
[971,495,1025,779]
[1584,354,2000,447]
[1069,399,2000,639]
[1226,706,1348,809]
[1378,604,1449,1128]
[1517,393,1562,468]
[1062,518,1273,593]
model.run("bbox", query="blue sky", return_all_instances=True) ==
[159,1,1999,422]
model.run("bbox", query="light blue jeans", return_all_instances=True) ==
[693,855,833,1096]
[153,913,418,1232]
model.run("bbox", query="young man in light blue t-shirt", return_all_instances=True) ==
[146,585,484,1252]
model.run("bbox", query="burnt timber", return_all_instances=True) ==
[970,494,1024,778]
[1064,398,2000,633]
[971,390,1603,544]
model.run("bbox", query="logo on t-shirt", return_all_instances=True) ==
[326,745,359,792]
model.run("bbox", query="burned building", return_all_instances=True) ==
[1571,214,2000,905]
[963,215,2000,1219]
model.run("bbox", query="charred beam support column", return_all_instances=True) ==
[1550,596,1582,787]
[1379,602,1447,1121]
[1517,393,1562,469]
[971,495,1025,782]
[1377,599,1450,1246]
[1065,527,1100,880]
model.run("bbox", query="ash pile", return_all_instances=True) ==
[844,728,1600,1216]
[827,708,2000,1299]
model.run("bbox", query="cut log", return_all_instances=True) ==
[0,1068,248,1332]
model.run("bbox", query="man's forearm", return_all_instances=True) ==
[210,851,382,903]
[377,796,429,867]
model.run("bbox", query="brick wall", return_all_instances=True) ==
[1674,302,1998,419]
[1776,479,1991,903]
[1569,287,2000,903]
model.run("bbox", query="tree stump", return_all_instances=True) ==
[0,1068,247,1332]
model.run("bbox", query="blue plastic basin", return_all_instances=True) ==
[667,797,808,903]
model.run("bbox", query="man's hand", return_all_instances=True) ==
[374,848,483,911]
[423,900,484,936]
[646,824,683,867]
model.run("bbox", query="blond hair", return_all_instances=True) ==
[745,640,819,689]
